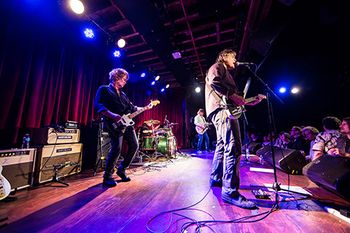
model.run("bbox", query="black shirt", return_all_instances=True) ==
[94,84,137,118]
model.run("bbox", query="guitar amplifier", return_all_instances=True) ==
[31,127,80,145]
[35,143,83,184]
[0,148,36,190]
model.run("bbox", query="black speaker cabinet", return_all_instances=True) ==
[35,143,83,184]
[303,155,350,200]
[0,148,36,190]
[256,146,307,175]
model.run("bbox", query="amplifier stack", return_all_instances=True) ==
[32,126,83,185]
[0,148,36,190]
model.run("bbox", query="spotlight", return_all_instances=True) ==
[69,0,84,14]
[140,72,146,78]
[84,28,94,39]
[151,81,156,86]
[117,38,126,48]
[195,87,201,93]
[165,84,170,88]
[291,87,300,94]
[113,50,121,58]
[161,88,165,92]
[155,75,160,81]
[279,87,287,94]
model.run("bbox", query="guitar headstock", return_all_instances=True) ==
[146,100,160,109]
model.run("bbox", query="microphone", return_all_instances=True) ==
[236,61,255,66]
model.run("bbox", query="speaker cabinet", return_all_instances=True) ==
[35,143,82,184]
[256,146,307,175]
[0,148,36,190]
[31,127,80,145]
[303,155,350,200]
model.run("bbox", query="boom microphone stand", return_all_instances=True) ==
[244,64,310,207]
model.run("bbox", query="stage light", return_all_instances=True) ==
[69,0,84,14]
[195,86,201,93]
[279,87,287,94]
[165,84,170,88]
[117,38,126,48]
[161,88,165,92]
[140,72,146,78]
[291,87,300,94]
[155,75,160,81]
[113,50,121,58]
[84,28,94,39]
[151,81,156,86]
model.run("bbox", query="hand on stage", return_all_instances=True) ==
[328,148,345,157]
[229,94,246,106]
[111,113,122,122]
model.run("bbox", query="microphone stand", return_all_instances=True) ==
[245,65,310,208]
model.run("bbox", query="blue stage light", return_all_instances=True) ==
[84,28,94,39]
[161,88,165,92]
[151,81,156,86]
[140,72,146,78]
[113,50,121,58]
[279,87,287,94]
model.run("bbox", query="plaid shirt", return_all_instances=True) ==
[312,130,341,153]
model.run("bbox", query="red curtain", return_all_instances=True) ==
[0,39,190,149]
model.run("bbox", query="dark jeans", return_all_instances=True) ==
[197,132,210,150]
[104,126,139,179]
[210,109,242,197]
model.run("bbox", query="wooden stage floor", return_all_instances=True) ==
[1,150,350,233]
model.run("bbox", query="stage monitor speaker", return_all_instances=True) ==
[303,155,350,201]
[0,148,36,190]
[256,146,307,175]
[35,143,82,184]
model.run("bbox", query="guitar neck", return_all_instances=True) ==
[245,96,258,104]
[128,107,146,119]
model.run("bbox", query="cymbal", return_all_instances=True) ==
[144,119,160,125]
[142,130,153,134]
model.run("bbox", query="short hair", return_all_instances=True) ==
[322,116,341,130]
[197,109,205,114]
[216,49,236,63]
[109,68,129,84]
[343,117,350,127]
[291,126,302,132]
[302,126,319,135]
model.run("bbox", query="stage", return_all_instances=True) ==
[0,151,349,233]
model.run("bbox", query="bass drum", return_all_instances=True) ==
[142,136,156,151]
[156,136,177,156]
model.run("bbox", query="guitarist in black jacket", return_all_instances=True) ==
[94,68,139,187]
[205,49,265,208]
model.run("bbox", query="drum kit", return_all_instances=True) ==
[138,119,178,158]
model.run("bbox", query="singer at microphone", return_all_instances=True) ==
[235,61,255,66]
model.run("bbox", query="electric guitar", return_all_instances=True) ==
[222,94,266,120]
[195,122,213,134]
[111,100,160,130]
[0,165,11,200]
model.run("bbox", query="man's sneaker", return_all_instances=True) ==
[222,193,257,209]
[103,178,117,187]
[116,170,131,182]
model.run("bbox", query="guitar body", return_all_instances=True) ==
[112,114,135,130]
[222,94,266,120]
[110,100,160,131]
[226,106,244,120]
[0,165,11,200]
[195,123,213,134]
